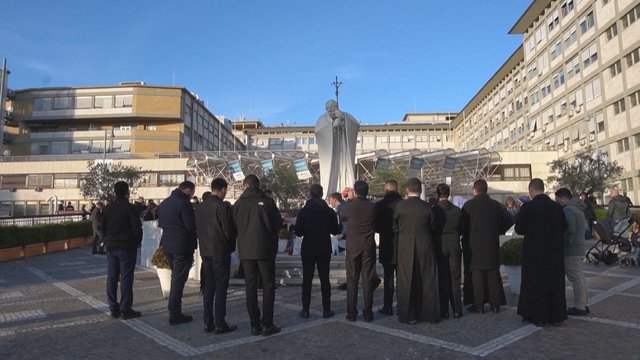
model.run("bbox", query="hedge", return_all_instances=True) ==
[0,220,92,249]
[500,237,524,266]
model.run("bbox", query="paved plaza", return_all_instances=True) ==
[1,248,639,359]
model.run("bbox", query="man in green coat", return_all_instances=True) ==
[555,188,589,316]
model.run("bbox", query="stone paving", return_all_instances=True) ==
[1,248,639,359]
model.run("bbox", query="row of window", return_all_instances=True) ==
[33,95,133,112]
[616,134,640,154]
[29,140,132,155]
[0,171,193,190]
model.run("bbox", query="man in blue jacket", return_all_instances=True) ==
[158,181,197,325]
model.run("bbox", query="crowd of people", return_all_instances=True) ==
[97,174,637,337]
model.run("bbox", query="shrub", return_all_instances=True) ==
[500,237,524,266]
[0,220,92,249]
[150,247,171,269]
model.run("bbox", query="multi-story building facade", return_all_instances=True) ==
[454,0,640,202]
[6,83,243,156]
[234,113,455,153]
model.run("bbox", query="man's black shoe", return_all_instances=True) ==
[363,314,374,323]
[567,307,589,316]
[323,310,335,319]
[299,309,310,319]
[469,305,485,314]
[338,283,347,291]
[214,324,237,334]
[373,277,382,291]
[169,314,193,325]
[262,325,281,337]
[204,321,215,333]
[251,326,263,336]
[378,307,393,316]
[490,306,500,314]
[441,312,450,319]
[110,310,121,319]
[121,309,141,320]
[345,314,357,322]
[453,313,462,319]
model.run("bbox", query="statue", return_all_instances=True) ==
[314,99,360,195]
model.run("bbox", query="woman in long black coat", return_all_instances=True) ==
[515,180,568,326]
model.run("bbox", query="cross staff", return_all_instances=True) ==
[331,76,343,106]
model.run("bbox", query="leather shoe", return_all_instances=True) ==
[490,306,500,314]
[363,313,374,322]
[299,309,310,319]
[469,305,485,314]
[338,283,347,291]
[453,313,462,319]
[121,309,141,320]
[251,326,263,336]
[441,312,450,319]
[378,307,393,316]
[323,310,335,319]
[345,314,357,322]
[169,314,193,325]
[204,321,215,333]
[110,310,121,319]
[214,324,237,334]
[262,325,281,337]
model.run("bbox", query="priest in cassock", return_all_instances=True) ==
[515,178,568,326]
[393,178,440,324]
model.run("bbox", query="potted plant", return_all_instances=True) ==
[151,247,172,299]
[500,237,523,295]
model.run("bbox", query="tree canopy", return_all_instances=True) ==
[80,160,146,200]
[260,166,306,210]
[547,146,624,196]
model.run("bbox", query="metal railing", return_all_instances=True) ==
[0,213,85,227]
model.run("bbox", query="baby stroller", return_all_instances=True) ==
[585,217,635,268]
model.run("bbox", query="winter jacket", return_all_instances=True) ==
[295,197,340,257]
[232,187,281,260]
[562,198,587,257]
[195,195,236,258]
[101,197,142,251]
[608,195,630,222]
[438,199,463,251]
[158,188,197,254]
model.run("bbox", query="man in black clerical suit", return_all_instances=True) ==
[374,179,402,316]
[341,180,377,322]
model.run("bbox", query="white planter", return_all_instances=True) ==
[156,268,172,299]
[503,265,522,295]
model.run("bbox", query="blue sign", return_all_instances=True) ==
[409,157,424,170]
[261,159,274,173]
[293,159,312,180]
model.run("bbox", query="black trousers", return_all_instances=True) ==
[166,252,194,319]
[301,255,331,311]
[242,259,276,328]
[106,249,137,312]
[381,262,395,311]
[202,255,231,327]
[441,245,462,315]
[472,269,502,309]
[346,247,376,317]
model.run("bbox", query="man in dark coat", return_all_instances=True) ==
[462,179,506,313]
[437,183,464,319]
[341,180,377,322]
[102,181,142,320]
[195,178,237,334]
[515,178,568,326]
[393,178,440,324]
[295,184,340,319]
[233,175,282,336]
[374,179,403,316]
[158,181,197,325]
[428,196,449,319]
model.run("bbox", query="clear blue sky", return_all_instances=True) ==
[1,1,530,125]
